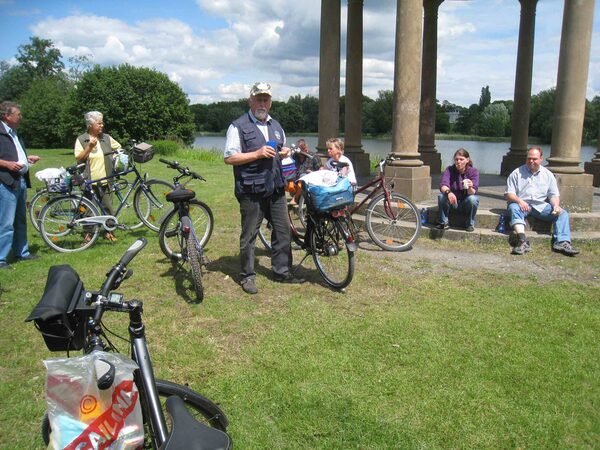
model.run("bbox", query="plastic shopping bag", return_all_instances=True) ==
[44,351,144,450]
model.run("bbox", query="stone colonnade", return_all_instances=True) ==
[318,0,596,208]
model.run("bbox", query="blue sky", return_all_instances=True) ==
[0,0,598,106]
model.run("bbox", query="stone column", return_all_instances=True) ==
[317,0,341,154]
[418,0,444,174]
[344,0,370,178]
[385,0,431,202]
[584,124,600,187]
[546,0,595,212]
[500,0,538,177]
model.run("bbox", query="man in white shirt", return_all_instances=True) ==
[0,101,41,269]
[504,147,579,256]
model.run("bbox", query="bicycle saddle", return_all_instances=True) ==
[166,188,196,203]
[161,395,232,450]
[330,160,349,170]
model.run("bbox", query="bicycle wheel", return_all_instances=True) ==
[365,192,421,251]
[134,179,175,232]
[40,378,229,446]
[113,179,144,230]
[258,218,272,251]
[158,200,214,260]
[38,195,101,252]
[310,216,355,289]
[186,228,204,302]
[28,188,51,232]
[296,195,307,228]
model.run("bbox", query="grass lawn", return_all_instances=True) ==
[1,148,599,449]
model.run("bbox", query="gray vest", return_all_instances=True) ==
[77,133,115,181]
[231,113,285,197]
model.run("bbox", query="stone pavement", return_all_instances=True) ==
[356,173,600,244]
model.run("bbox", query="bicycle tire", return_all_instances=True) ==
[40,378,228,446]
[158,200,214,260]
[258,218,273,251]
[310,216,355,289]
[296,195,307,228]
[365,192,421,251]
[186,230,204,302]
[38,195,101,252]
[28,188,51,232]
[133,179,175,232]
[112,178,144,230]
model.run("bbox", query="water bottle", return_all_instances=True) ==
[497,213,506,233]
[420,208,427,226]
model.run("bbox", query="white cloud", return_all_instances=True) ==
[23,0,600,107]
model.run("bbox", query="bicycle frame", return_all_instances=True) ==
[348,159,393,216]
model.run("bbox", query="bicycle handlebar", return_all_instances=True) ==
[100,237,147,298]
[159,158,206,181]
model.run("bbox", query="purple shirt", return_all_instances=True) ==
[439,165,480,201]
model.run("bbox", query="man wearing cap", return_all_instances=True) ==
[224,82,304,294]
[0,101,41,269]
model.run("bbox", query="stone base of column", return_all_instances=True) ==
[419,151,442,174]
[384,165,431,203]
[346,149,371,178]
[584,161,600,187]
[500,152,527,177]
[555,173,594,212]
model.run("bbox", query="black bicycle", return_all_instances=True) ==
[36,142,174,252]
[27,238,231,449]
[157,159,214,302]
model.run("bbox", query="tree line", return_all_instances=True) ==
[1,37,598,149]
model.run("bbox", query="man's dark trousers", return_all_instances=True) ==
[238,191,291,280]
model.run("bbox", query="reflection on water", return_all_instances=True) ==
[194,135,596,175]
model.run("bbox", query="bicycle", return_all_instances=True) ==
[26,238,231,449]
[157,158,214,302]
[294,157,421,252]
[37,143,174,253]
[260,160,358,290]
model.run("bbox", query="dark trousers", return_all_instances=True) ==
[238,191,292,280]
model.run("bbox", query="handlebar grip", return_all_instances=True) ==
[159,158,171,164]
[119,238,147,267]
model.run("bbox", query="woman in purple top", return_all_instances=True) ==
[436,148,480,232]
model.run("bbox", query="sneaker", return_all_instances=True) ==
[552,241,580,256]
[511,240,531,255]
[241,277,258,294]
[465,225,475,232]
[0,261,10,270]
[435,222,450,230]
[274,273,305,284]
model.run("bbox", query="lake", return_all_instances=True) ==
[193,135,597,175]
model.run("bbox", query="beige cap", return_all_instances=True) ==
[250,82,272,97]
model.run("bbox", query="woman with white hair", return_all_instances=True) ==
[74,111,121,241]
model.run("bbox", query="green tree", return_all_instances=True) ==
[529,88,555,143]
[478,85,491,110]
[364,90,393,135]
[16,37,64,79]
[19,76,73,148]
[454,104,480,135]
[271,101,304,132]
[475,103,510,137]
[583,96,600,144]
[67,64,195,144]
[0,62,32,101]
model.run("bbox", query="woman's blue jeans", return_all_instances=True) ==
[437,193,479,227]
[507,202,571,242]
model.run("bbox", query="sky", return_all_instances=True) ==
[0,0,598,107]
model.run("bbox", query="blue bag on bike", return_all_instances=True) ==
[304,176,354,212]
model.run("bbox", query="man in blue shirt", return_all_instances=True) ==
[504,147,579,256]
[0,101,41,269]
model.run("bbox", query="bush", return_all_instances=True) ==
[149,139,181,156]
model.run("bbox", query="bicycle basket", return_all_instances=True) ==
[303,177,354,212]
[132,142,154,163]
[44,177,69,194]
[26,265,90,351]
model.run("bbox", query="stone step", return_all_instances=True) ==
[415,205,600,233]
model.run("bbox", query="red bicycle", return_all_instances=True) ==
[293,158,421,251]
